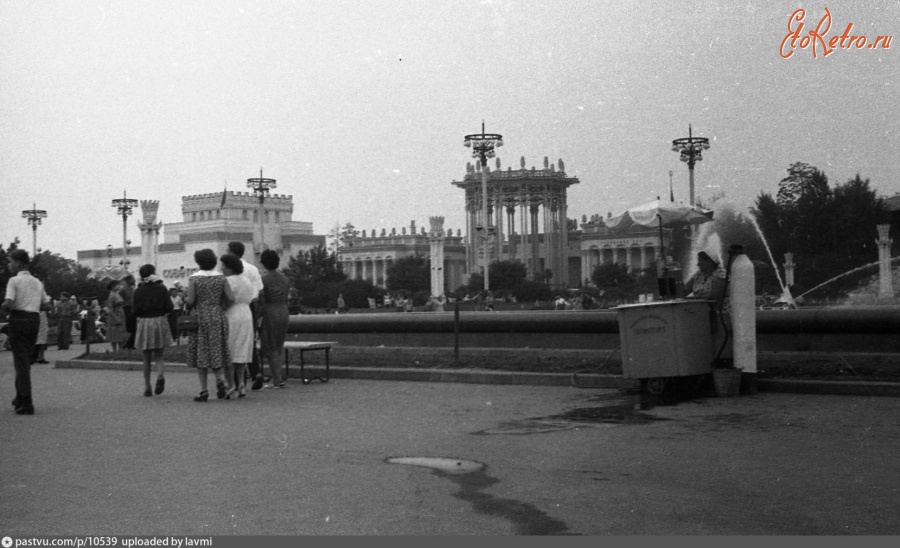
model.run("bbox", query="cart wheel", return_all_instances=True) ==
[646,378,666,395]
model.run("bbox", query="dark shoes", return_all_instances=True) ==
[155,376,165,395]
[13,396,34,415]
[144,388,153,397]
[194,391,209,402]
[216,379,227,399]
[251,374,264,391]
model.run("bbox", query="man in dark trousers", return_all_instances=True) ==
[56,292,77,350]
[121,274,137,349]
[2,250,50,415]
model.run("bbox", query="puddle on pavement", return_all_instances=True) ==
[386,457,484,474]
[387,456,571,535]
[471,391,701,435]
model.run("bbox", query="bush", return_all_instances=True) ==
[339,278,381,309]
[512,280,554,302]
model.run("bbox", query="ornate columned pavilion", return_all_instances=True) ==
[451,156,579,287]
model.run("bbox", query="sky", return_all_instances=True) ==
[1,0,898,259]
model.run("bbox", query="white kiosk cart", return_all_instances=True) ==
[614,299,715,394]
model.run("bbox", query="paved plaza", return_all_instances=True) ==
[1,344,899,536]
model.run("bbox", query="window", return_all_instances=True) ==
[242,210,248,220]
[192,212,197,221]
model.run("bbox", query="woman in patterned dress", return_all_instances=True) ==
[259,249,291,388]
[219,253,255,398]
[185,249,234,402]
[105,281,127,351]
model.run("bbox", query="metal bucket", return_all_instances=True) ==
[712,368,742,397]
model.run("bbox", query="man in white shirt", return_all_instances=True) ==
[227,241,265,389]
[1,250,50,415]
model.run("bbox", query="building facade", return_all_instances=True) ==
[340,220,467,292]
[78,191,325,285]
[452,156,579,287]
[577,214,672,284]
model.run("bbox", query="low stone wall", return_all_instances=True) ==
[287,308,900,353]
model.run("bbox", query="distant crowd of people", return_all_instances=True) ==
[1,241,293,415]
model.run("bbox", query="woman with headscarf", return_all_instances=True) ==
[133,264,174,397]
[185,249,234,401]
[685,250,727,303]
[685,249,730,359]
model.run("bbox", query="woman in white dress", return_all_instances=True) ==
[220,253,255,398]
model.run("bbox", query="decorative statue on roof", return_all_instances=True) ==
[496,157,501,170]
[559,158,565,172]
[520,156,526,168]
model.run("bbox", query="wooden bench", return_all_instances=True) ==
[283,341,336,384]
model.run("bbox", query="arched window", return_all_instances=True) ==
[242,210,248,220]
[192,212,197,221]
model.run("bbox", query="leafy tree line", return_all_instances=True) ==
[282,243,382,310]
[752,162,889,298]
[0,239,109,305]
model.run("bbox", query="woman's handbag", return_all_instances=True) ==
[176,313,199,333]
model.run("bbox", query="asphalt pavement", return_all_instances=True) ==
[1,343,899,535]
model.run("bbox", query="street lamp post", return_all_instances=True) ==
[111,191,139,272]
[671,124,710,206]
[247,168,277,257]
[464,122,503,292]
[21,203,48,257]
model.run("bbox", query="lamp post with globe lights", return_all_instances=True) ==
[21,203,48,257]
[111,191,139,273]
[464,123,503,292]
[247,169,277,256]
[671,124,710,206]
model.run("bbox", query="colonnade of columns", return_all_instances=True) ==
[580,244,658,282]
[464,183,570,285]
[344,257,466,290]
[345,258,394,286]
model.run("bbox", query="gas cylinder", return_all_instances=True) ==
[728,245,757,393]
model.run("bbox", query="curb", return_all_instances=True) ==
[54,359,900,396]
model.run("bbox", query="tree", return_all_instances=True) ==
[329,222,359,258]
[590,263,639,304]
[776,162,829,206]
[337,278,381,309]
[284,244,346,290]
[488,260,527,291]
[753,164,888,299]
[30,250,109,302]
[385,254,430,293]
[283,244,347,308]
[0,238,21,298]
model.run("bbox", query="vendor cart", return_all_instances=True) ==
[614,299,715,394]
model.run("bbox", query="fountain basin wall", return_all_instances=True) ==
[287,309,900,353]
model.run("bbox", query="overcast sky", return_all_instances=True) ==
[1,0,898,259]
